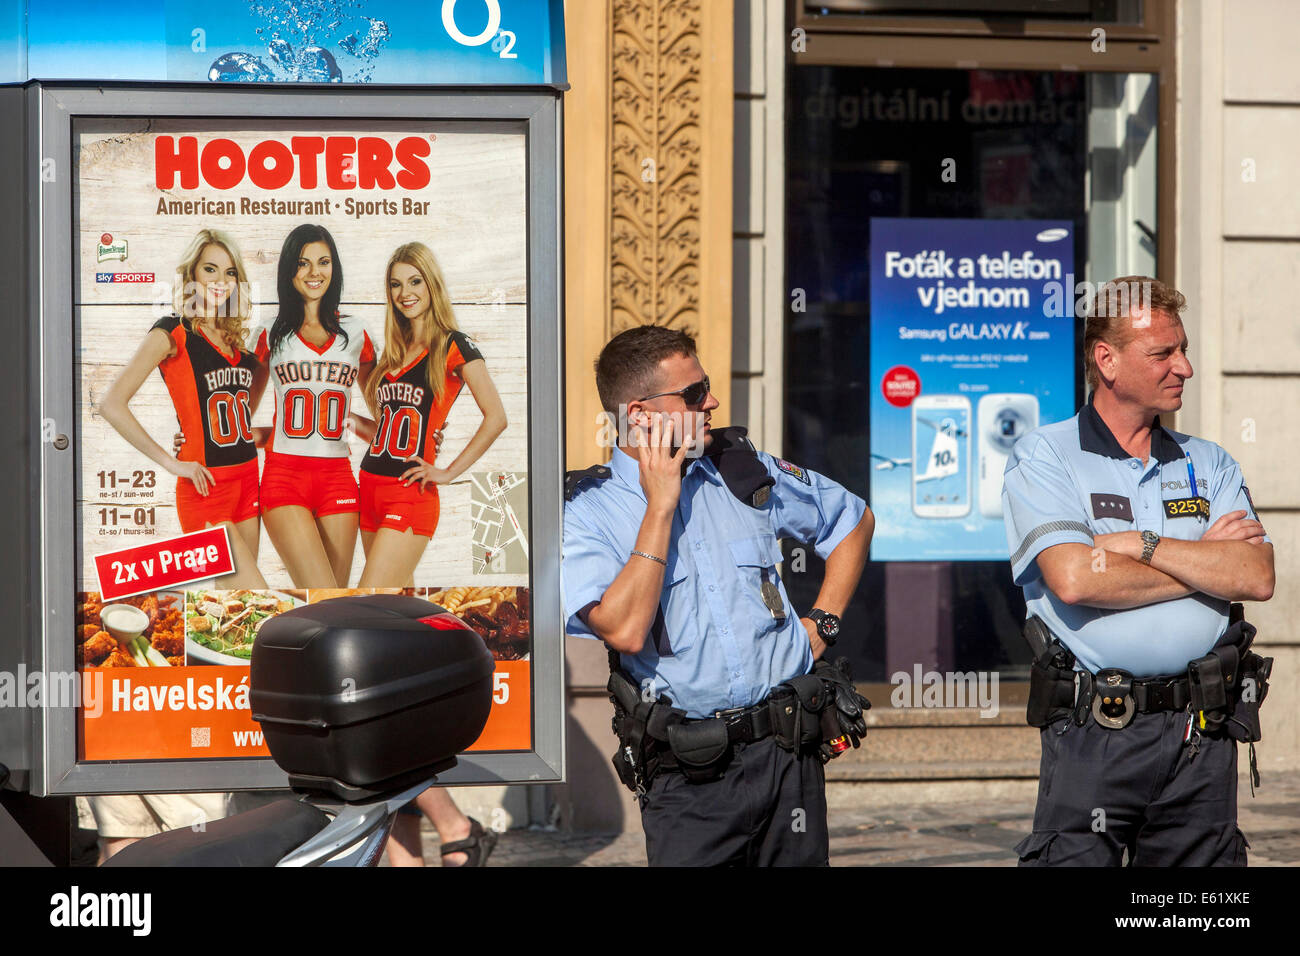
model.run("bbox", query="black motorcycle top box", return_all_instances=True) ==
[250,594,495,801]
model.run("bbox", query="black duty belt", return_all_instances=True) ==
[1130,674,1191,713]
[1089,667,1192,729]
[693,701,776,744]
[609,653,871,792]
[1025,613,1272,794]
[652,698,778,776]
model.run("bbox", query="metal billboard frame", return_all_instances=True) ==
[26,84,564,796]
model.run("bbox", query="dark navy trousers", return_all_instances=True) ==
[1017,710,1248,867]
[639,736,829,867]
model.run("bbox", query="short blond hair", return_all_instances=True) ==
[1084,276,1186,390]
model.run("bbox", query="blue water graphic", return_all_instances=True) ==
[207,52,276,83]
[299,46,342,82]
[210,0,390,83]
[266,34,294,71]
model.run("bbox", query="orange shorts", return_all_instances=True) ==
[176,458,260,533]
[260,451,359,518]
[359,470,440,537]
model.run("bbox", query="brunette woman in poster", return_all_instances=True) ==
[252,223,376,588]
[101,228,268,588]
[354,241,507,587]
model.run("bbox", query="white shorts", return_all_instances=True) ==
[76,792,230,839]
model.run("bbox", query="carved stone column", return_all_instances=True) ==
[610,0,703,333]
[564,0,732,471]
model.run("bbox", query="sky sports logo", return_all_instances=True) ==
[96,273,156,283]
[50,887,151,936]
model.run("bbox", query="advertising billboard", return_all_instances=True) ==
[869,217,1076,561]
[75,117,533,764]
[10,85,563,796]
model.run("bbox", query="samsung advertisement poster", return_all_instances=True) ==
[869,217,1075,561]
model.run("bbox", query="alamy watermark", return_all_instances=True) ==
[890,664,1000,718]
[594,407,711,459]
[49,887,151,936]
[0,666,104,718]
[137,278,265,327]
[1042,275,1155,324]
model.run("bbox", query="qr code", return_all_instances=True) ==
[191,727,211,748]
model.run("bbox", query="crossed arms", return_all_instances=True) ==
[1036,510,1274,609]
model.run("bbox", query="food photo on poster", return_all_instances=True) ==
[74,120,533,762]
[868,217,1076,561]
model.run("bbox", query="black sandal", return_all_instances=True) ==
[439,817,498,867]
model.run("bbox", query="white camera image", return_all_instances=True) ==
[978,393,1039,519]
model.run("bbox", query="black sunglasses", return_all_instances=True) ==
[637,376,711,407]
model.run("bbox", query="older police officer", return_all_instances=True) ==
[1003,277,1274,866]
[563,326,872,866]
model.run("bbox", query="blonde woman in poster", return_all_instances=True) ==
[354,241,506,587]
[356,241,505,868]
[100,228,268,588]
[253,223,376,588]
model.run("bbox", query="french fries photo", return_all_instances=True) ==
[426,586,530,661]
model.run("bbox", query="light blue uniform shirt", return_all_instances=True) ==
[562,444,866,718]
[1002,399,1268,678]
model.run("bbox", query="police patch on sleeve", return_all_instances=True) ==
[1243,484,1259,520]
[776,459,811,484]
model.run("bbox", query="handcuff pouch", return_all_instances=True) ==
[1091,668,1136,729]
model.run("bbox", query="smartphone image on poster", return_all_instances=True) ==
[977,393,1039,519]
[912,395,971,518]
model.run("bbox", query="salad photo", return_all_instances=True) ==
[184,589,298,664]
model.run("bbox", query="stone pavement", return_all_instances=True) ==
[408,771,1300,866]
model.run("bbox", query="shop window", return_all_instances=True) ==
[784,66,1157,681]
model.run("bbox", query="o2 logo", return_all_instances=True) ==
[442,0,518,59]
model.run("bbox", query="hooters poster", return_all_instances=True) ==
[74,120,532,761]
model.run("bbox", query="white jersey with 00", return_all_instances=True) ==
[255,315,376,459]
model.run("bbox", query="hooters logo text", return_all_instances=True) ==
[274,360,360,388]
[155,135,433,191]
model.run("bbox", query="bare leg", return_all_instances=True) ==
[262,506,337,588]
[316,511,360,588]
[98,836,138,865]
[208,519,267,589]
[413,787,472,867]
[357,527,430,587]
[231,516,262,563]
[385,814,425,867]
[359,531,417,587]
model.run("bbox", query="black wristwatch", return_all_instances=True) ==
[807,608,840,646]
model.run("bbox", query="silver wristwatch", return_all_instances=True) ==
[1139,530,1160,564]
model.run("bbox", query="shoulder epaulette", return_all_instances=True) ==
[706,426,774,508]
[564,464,612,501]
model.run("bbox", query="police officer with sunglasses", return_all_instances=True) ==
[562,326,873,866]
